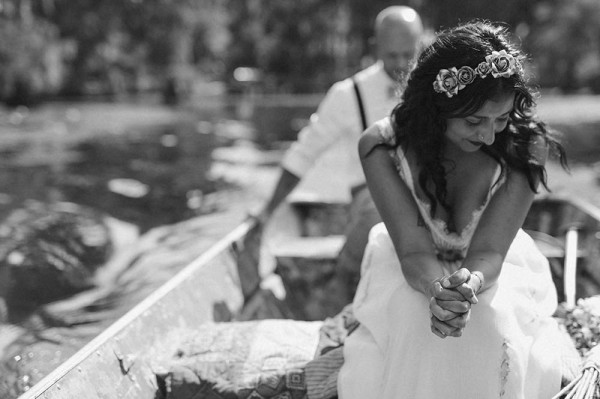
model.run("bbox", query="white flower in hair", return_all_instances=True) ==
[433,50,521,98]
[456,66,476,88]
[476,61,492,78]
[433,67,460,98]
[486,50,519,78]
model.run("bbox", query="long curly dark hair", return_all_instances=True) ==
[390,20,568,217]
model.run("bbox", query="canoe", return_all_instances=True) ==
[523,194,600,306]
[15,194,600,398]
[15,221,253,399]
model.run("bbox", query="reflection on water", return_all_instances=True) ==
[0,96,319,397]
[0,100,251,397]
[0,110,219,232]
[59,121,218,231]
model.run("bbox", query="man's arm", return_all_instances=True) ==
[254,79,358,223]
[254,168,300,223]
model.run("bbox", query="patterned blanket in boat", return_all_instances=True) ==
[157,304,358,399]
[159,319,322,399]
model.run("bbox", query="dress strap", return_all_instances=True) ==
[374,118,418,199]
[394,150,415,191]
[489,163,506,197]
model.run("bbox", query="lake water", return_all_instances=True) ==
[0,94,599,398]
[0,93,327,397]
[0,98,275,397]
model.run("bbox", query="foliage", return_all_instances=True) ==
[226,0,347,93]
[0,0,229,102]
[527,0,600,93]
[558,296,600,357]
[0,0,599,101]
[39,0,229,97]
[425,0,539,30]
[0,15,59,106]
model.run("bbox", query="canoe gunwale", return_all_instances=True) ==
[17,220,254,399]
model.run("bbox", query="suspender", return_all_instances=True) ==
[352,77,368,131]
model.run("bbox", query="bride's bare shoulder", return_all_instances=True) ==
[359,119,395,158]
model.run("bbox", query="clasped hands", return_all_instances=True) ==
[429,268,484,339]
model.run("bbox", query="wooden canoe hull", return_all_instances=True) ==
[18,194,600,398]
[17,222,251,399]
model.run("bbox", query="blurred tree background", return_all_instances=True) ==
[0,0,599,106]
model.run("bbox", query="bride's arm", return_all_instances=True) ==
[463,137,549,293]
[358,125,444,297]
[461,168,537,292]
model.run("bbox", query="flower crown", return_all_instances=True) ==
[433,50,522,98]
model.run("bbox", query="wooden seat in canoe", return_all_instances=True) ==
[270,236,346,321]
[271,235,346,260]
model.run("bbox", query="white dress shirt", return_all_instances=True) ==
[281,61,400,193]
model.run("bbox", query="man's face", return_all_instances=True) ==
[376,27,420,80]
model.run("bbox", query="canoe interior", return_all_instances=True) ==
[524,195,600,302]
[16,223,252,399]
[17,194,600,398]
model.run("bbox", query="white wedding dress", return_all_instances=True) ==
[338,118,564,399]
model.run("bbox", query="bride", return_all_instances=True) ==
[338,20,569,399]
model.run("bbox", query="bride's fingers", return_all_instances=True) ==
[445,327,463,337]
[430,297,463,321]
[455,282,478,304]
[430,316,462,338]
[431,282,468,301]
[445,310,470,329]
[431,324,446,339]
[436,298,471,314]
[440,268,470,289]
[438,289,470,302]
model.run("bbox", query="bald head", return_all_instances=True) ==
[375,6,423,36]
[373,6,424,80]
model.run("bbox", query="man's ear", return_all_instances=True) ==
[368,36,377,58]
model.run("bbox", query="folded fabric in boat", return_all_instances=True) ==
[158,319,322,399]
[304,347,344,399]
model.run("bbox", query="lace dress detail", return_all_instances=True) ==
[374,117,506,269]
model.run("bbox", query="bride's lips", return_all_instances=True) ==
[468,139,485,146]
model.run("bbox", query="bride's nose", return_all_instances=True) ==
[481,124,496,145]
